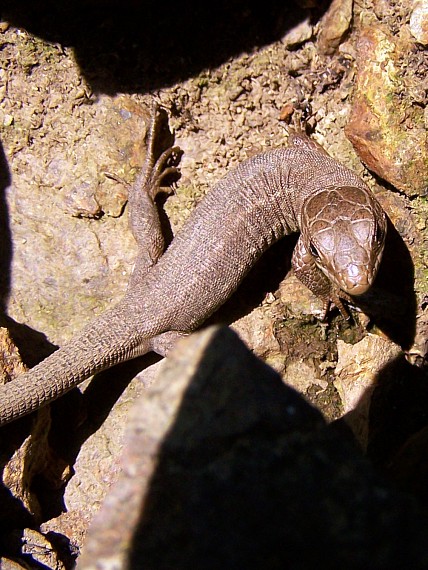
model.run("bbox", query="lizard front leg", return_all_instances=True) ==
[291,235,352,321]
[127,104,182,286]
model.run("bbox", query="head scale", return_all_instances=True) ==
[301,186,387,296]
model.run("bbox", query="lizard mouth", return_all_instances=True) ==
[329,251,385,296]
[331,265,373,296]
[343,281,370,296]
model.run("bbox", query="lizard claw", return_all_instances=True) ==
[153,145,183,184]
[142,103,183,200]
[332,291,352,321]
[320,290,352,321]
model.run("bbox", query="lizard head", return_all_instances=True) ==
[301,186,387,296]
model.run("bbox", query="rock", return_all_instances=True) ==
[63,181,102,218]
[0,327,27,384]
[279,103,295,123]
[284,358,328,393]
[345,27,428,196]
[21,528,66,570]
[0,559,27,569]
[78,326,428,570]
[0,327,48,522]
[0,529,67,569]
[317,0,353,55]
[282,16,313,49]
[410,0,428,45]
[232,306,283,373]
[408,303,428,367]
[0,326,75,569]
[334,334,402,449]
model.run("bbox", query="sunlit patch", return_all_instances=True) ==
[316,228,335,252]
[347,264,360,278]
[352,219,372,243]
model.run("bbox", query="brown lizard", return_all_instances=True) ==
[0,104,387,426]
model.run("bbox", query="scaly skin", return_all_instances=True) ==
[0,105,387,425]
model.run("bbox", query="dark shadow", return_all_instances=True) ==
[367,353,428,469]
[1,316,58,368]
[386,423,428,512]
[333,350,428,509]
[44,530,79,569]
[0,141,12,313]
[1,0,327,95]
[350,217,416,350]
[0,483,34,544]
[118,328,428,568]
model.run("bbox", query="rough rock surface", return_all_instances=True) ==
[334,334,402,449]
[78,327,428,570]
[317,0,353,55]
[0,0,426,567]
[345,26,428,196]
[410,0,428,44]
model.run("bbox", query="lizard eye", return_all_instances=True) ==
[309,242,319,258]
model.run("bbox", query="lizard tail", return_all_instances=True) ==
[0,306,151,426]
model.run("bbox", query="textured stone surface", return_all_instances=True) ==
[345,27,428,196]
[78,327,428,570]
[317,0,353,54]
[410,0,428,44]
[0,1,427,567]
[334,334,402,449]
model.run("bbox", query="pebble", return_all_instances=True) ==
[318,0,353,55]
[410,0,428,44]
[282,17,313,49]
[3,113,14,127]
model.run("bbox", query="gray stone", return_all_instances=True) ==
[78,326,428,570]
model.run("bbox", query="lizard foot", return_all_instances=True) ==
[320,289,353,322]
[144,103,183,200]
[147,145,183,200]
[105,105,182,202]
[127,103,183,272]
[288,130,330,157]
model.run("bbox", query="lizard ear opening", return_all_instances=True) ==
[309,242,319,258]
[375,217,387,243]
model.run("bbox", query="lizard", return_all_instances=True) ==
[0,104,387,426]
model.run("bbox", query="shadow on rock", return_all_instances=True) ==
[354,217,416,350]
[335,348,428,511]
[366,352,428,507]
[0,141,12,314]
[2,0,324,95]
[78,326,428,570]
